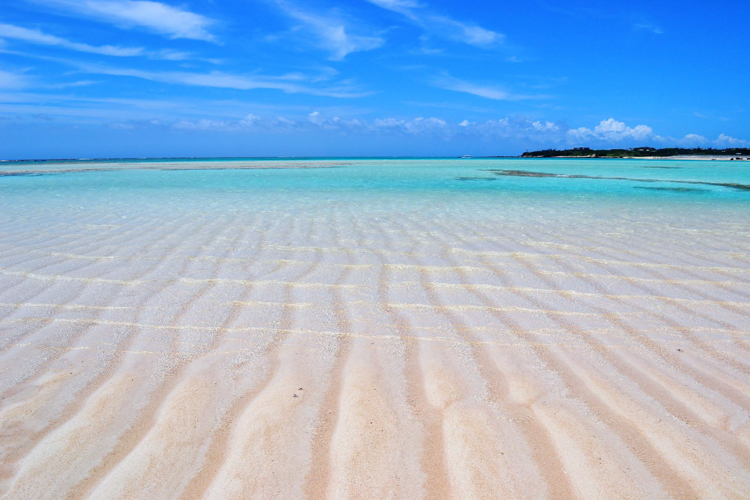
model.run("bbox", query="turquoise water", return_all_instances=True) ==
[2,159,749,224]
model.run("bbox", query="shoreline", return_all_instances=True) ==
[524,155,749,161]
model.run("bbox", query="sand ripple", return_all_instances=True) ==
[1,197,750,499]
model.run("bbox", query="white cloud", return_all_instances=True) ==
[432,17,500,46]
[151,49,192,61]
[678,133,709,146]
[240,113,261,126]
[5,91,745,151]
[107,112,563,142]
[366,0,420,13]
[303,114,560,141]
[565,119,750,148]
[715,134,749,147]
[634,23,663,35]
[568,118,654,143]
[173,118,235,131]
[532,120,559,132]
[37,0,217,42]
[434,75,548,101]
[168,112,450,136]
[271,1,383,60]
[461,117,566,143]
[371,116,447,135]
[0,23,144,56]
[306,111,353,130]
[366,0,503,48]
[0,70,29,89]
[307,110,323,125]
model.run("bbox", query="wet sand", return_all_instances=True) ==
[1,166,750,499]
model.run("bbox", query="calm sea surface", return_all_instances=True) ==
[2,158,749,219]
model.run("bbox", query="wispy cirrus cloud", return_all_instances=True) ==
[0,92,312,122]
[270,0,384,60]
[366,0,503,48]
[0,22,144,56]
[0,69,30,89]
[0,46,360,96]
[31,0,217,42]
[0,23,204,60]
[634,23,663,35]
[73,62,371,98]
[433,75,549,101]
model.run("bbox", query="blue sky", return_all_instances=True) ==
[1,0,748,159]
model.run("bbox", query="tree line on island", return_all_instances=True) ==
[521,147,750,158]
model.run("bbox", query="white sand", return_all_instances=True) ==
[0,181,749,499]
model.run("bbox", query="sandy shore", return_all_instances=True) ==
[1,171,750,499]
[537,155,749,161]
[636,156,749,161]
[0,159,350,176]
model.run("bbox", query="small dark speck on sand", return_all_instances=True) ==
[299,388,303,391]
[293,394,298,398]
[677,348,682,352]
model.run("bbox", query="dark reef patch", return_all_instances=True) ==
[485,170,559,178]
[455,177,497,181]
[0,163,345,178]
[485,169,750,192]
[0,171,62,178]
[635,187,707,193]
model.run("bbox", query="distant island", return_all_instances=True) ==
[521,147,750,158]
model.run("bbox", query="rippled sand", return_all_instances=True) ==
[1,164,750,499]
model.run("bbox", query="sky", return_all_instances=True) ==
[1,0,749,159]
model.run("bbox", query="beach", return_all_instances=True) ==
[1,158,749,499]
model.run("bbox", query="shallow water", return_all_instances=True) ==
[1,158,748,229]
